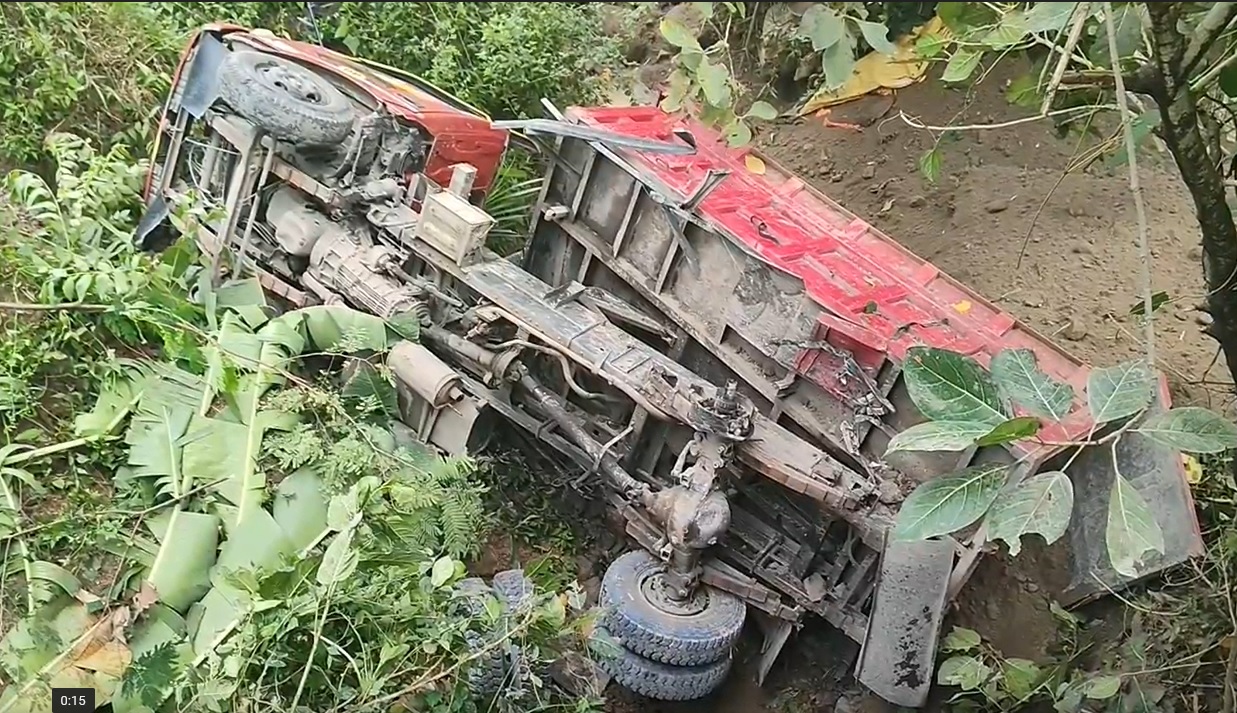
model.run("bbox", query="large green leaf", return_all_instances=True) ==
[903,347,1008,427]
[886,421,991,453]
[186,586,248,658]
[1134,407,1237,453]
[1022,1,1079,33]
[853,19,894,54]
[74,368,148,438]
[696,58,731,107]
[211,277,268,330]
[984,471,1074,556]
[981,11,1029,50]
[214,506,293,575]
[942,49,983,83]
[1087,360,1154,425]
[144,510,220,613]
[189,508,295,656]
[937,654,991,690]
[893,464,1009,541]
[212,312,264,373]
[267,305,393,355]
[133,364,208,418]
[821,37,857,90]
[659,17,701,51]
[1106,474,1166,578]
[990,349,1075,422]
[124,406,193,499]
[317,528,359,587]
[181,416,266,525]
[272,468,329,552]
[799,4,845,50]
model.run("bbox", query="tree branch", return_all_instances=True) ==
[895,105,1115,133]
[1059,66,1159,96]
[1105,2,1157,367]
[1183,1,1237,80]
[0,301,111,313]
[1042,3,1092,115]
[1144,4,1237,387]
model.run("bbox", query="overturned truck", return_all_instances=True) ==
[138,25,1203,707]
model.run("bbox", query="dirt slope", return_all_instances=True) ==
[756,62,1223,411]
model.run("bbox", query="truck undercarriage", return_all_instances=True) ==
[137,27,1203,707]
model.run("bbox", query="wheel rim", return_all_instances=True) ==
[639,569,709,617]
[256,61,327,106]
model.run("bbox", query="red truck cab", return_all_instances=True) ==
[145,24,509,204]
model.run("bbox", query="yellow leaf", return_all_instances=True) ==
[744,154,766,175]
[1183,453,1203,484]
[953,300,973,315]
[75,640,132,677]
[800,15,950,116]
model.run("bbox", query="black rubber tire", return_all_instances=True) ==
[601,550,746,667]
[595,627,731,701]
[217,50,355,145]
[455,578,507,694]
[492,569,535,611]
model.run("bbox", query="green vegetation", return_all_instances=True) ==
[0,131,600,712]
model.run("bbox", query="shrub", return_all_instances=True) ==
[0,3,180,164]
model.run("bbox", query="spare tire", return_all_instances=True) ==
[217,50,355,145]
[600,550,746,667]
[455,578,508,694]
[594,627,732,701]
[492,569,535,612]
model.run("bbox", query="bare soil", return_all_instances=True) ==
[756,61,1223,410]
[600,59,1223,713]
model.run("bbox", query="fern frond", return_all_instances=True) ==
[440,491,482,559]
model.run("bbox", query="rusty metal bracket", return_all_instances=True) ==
[491,118,699,156]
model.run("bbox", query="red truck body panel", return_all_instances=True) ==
[568,106,1105,445]
[149,25,509,199]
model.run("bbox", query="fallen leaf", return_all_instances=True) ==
[953,300,973,315]
[744,154,766,175]
[74,639,132,677]
[801,15,949,115]
[75,589,102,605]
[1183,454,1202,484]
[133,580,160,614]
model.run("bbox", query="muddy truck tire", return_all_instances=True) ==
[455,570,541,695]
[217,50,355,145]
[600,550,746,667]
[454,577,508,694]
[595,626,732,701]
[491,569,535,612]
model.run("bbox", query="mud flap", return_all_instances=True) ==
[428,397,483,455]
[855,538,954,708]
[134,194,172,251]
[1056,392,1204,604]
[179,32,227,118]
